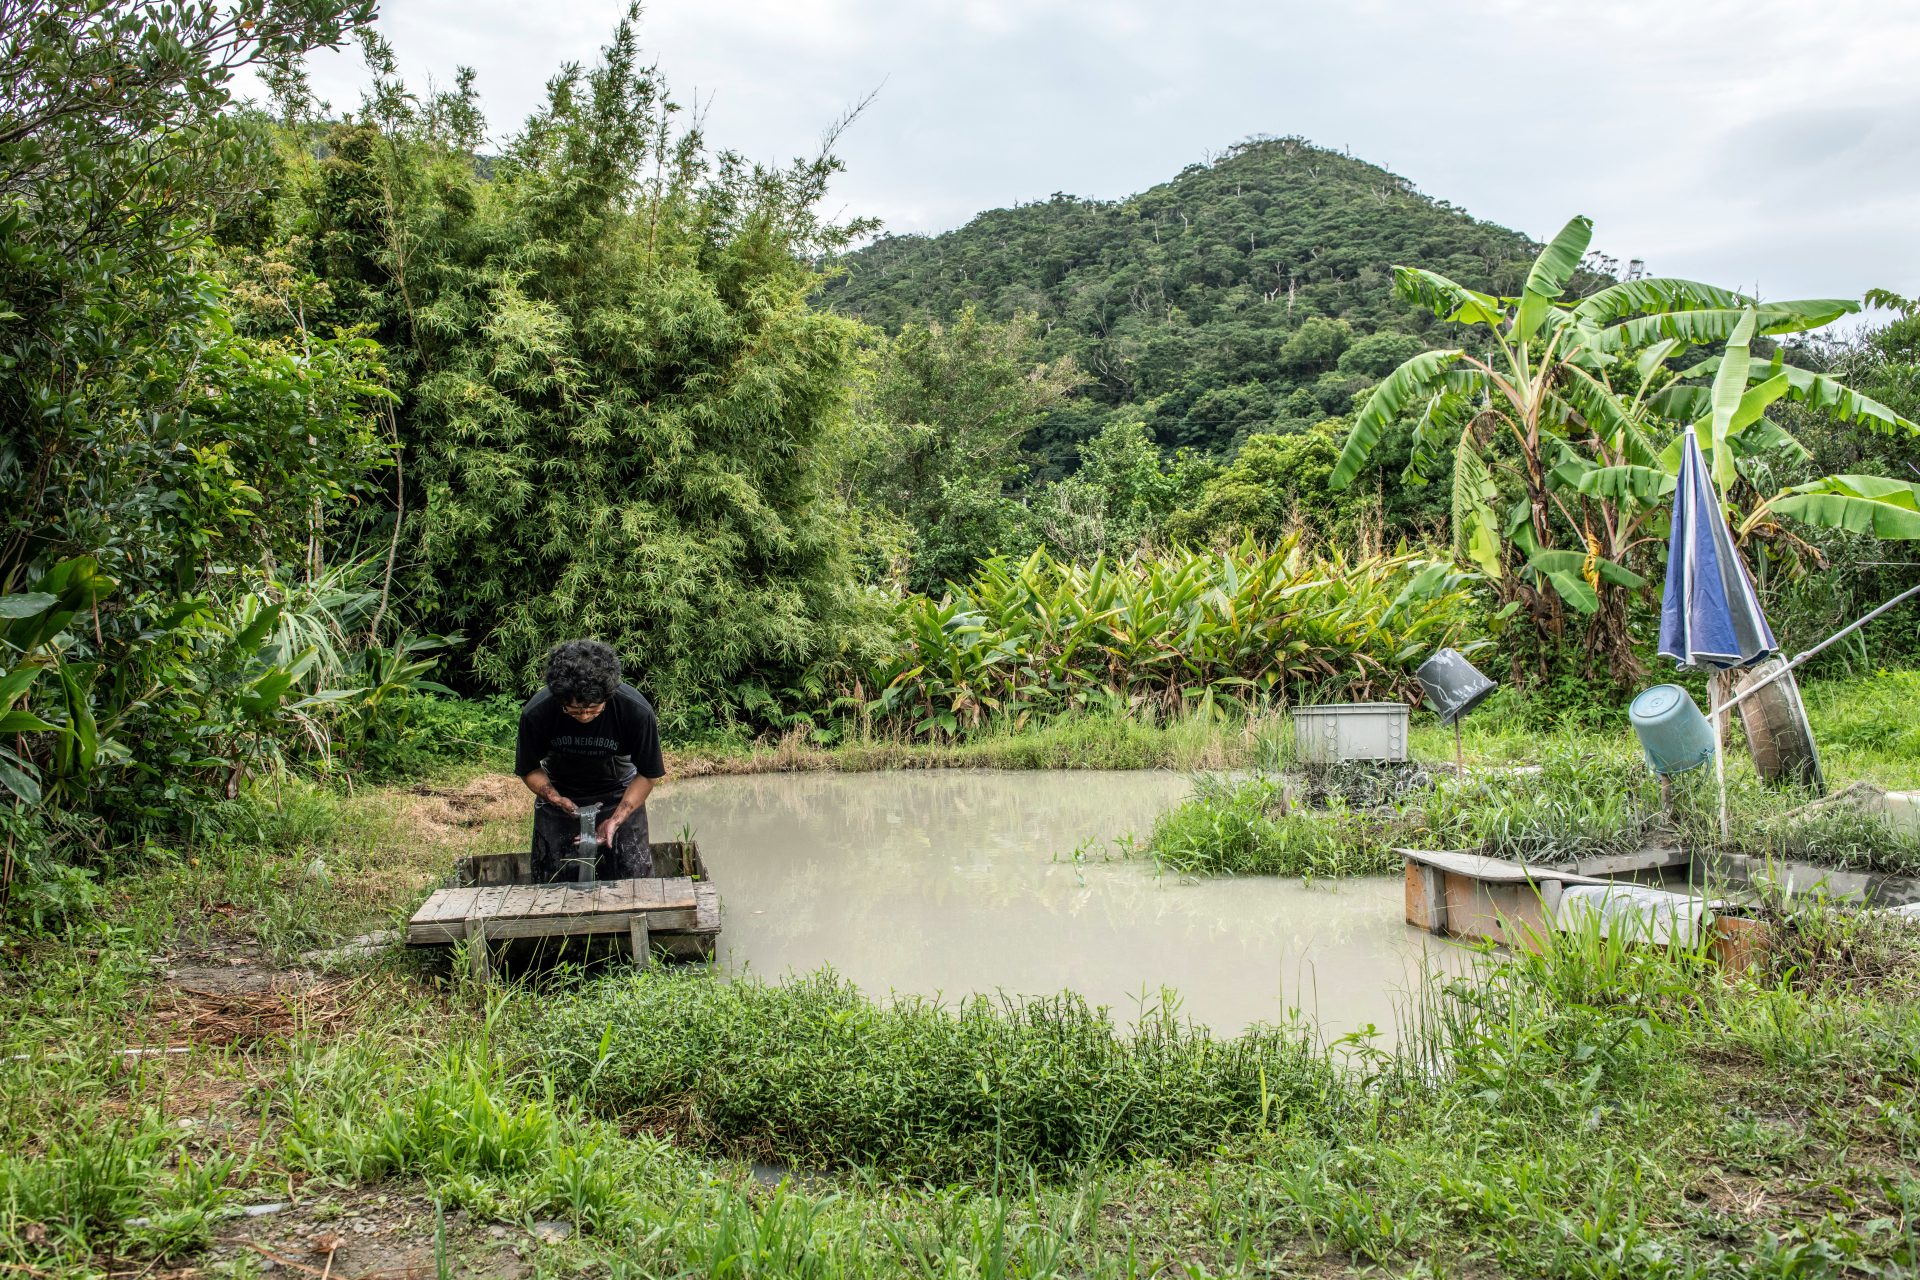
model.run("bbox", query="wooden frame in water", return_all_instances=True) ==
[408,839,721,983]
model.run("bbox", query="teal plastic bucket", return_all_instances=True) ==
[1629,684,1716,775]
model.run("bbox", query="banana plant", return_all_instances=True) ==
[1328,215,1920,679]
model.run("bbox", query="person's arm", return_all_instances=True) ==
[515,698,575,814]
[597,694,665,846]
[522,768,577,815]
[596,772,656,845]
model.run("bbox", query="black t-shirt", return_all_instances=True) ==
[514,683,665,798]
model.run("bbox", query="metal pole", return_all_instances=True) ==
[1453,718,1464,776]
[1708,582,1920,721]
[1714,692,1730,844]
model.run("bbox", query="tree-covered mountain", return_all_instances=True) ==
[821,136,1542,466]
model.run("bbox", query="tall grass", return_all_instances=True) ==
[519,969,1348,1179]
[863,538,1482,738]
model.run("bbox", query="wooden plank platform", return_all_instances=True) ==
[417,840,721,981]
[408,877,700,946]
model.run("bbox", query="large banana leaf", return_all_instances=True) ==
[1572,278,1753,326]
[1596,298,1858,352]
[1404,389,1474,484]
[1678,358,1919,437]
[1647,384,1712,421]
[1575,465,1675,504]
[1514,216,1592,343]
[1701,370,1790,441]
[1771,475,1920,539]
[1731,416,1811,460]
[1545,571,1598,614]
[1330,349,1467,490]
[1392,268,1507,326]
[1707,307,1757,487]
[1452,433,1502,580]
[1556,368,1644,448]
[1528,548,1647,589]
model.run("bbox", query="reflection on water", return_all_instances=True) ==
[650,769,1465,1039]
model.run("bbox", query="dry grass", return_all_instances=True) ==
[141,976,366,1048]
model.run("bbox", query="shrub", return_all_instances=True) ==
[864,538,1484,738]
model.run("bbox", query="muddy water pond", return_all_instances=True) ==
[649,770,1462,1040]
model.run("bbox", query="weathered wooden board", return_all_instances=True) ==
[1401,849,1594,950]
[407,877,701,945]
[1397,848,1611,886]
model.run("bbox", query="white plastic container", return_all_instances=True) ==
[1292,703,1409,764]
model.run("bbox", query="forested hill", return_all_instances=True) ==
[822,136,1539,464]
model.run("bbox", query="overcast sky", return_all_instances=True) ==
[283,0,1920,306]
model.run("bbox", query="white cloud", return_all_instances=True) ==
[273,0,1920,301]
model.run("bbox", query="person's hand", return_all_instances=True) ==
[549,793,578,817]
[595,812,623,848]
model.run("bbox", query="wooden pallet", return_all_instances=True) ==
[410,840,720,982]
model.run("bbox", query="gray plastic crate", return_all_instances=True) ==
[1292,703,1409,764]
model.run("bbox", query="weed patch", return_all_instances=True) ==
[518,969,1349,1179]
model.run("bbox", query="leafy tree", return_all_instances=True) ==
[0,0,401,897]
[1328,216,1920,680]
[264,13,894,729]
[1029,417,1214,560]
[1164,426,1345,545]
[850,307,1081,592]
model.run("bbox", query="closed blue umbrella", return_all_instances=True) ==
[1658,430,1777,670]
[1656,429,1779,840]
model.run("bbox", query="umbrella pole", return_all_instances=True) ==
[1711,670,1732,844]
[1714,701,1730,844]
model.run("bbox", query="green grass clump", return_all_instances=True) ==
[1799,668,1920,790]
[1143,774,1399,878]
[1421,744,1653,863]
[674,706,1290,775]
[517,968,1346,1179]
[1146,744,1654,879]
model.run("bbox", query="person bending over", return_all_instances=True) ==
[515,639,665,882]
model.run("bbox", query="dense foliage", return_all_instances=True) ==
[1329,216,1920,681]
[242,20,891,732]
[0,0,436,909]
[862,540,1483,737]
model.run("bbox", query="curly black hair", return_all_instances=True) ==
[544,639,622,706]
